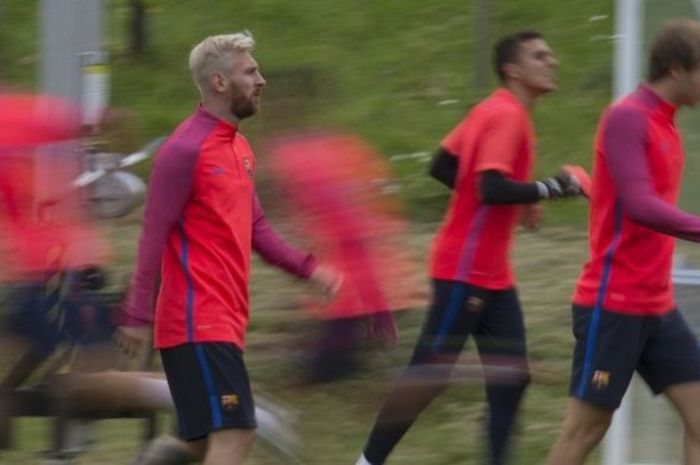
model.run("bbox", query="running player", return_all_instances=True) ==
[547,19,700,465]
[355,30,589,465]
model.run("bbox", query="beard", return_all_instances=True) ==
[230,85,259,120]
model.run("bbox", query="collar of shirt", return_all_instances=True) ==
[492,87,528,113]
[196,105,239,139]
[638,83,677,120]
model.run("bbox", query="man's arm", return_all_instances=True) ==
[123,142,199,326]
[480,168,590,204]
[428,148,459,189]
[252,193,343,299]
[251,193,317,278]
[428,147,587,205]
[429,107,589,203]
[604,106,700,241]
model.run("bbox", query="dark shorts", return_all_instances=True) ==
[570,305,700,409]
[408,280,529,376]
[4,281,118,355]
[4,283,63,355]
[160,342,257,441]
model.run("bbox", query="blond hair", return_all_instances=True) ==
[188,32,255,95]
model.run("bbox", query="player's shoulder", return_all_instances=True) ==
[603,96,648,129]
[473,92,524,124]
[161,113,219,157]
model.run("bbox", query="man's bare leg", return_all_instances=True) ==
[545,398,613,465]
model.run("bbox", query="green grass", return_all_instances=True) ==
[1,221,599,464]
[3,0,615,222]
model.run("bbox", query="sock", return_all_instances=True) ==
[355,454,373,465]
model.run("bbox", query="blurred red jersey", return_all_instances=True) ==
[266,131,421,318]
[0,94,104,279]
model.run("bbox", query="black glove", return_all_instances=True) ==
[536,170,582,199]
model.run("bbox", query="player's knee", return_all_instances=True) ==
[242,428,256,446]
[209,428,256,453]
[682,414,700,442]
[560,413,610,449]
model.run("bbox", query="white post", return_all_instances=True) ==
[612,0,643,100]
[602,0,643,464]
[39,0,105,107]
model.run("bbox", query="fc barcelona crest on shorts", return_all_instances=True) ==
[221,394,239,412]
[467,296,484,313]
[592,370,610,391]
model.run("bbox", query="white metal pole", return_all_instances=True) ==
[39,0,104,103]
[612,0,643,100]
[603,1,643,464]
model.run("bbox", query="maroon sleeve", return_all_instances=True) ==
[604,105,700,242]
[123,140,200,326]
[252,193,318,279]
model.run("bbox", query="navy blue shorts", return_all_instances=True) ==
[4,282,118,355]
[408,280,529,374]
[570,305,700,409]
[4,283,63,355]
[160,342,256,441]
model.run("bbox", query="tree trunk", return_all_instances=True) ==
[129,0,147,55]
[473,0,493,92]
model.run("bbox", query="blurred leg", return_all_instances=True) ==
[361,280,481,465]
[474,288,530,465]
[131,436,206,465]
[204,428,255,465]
[0,338,51,449]
[306,316,364,383]
[664,382,700,465]
[545,398,612,465]
[51,371,172,414]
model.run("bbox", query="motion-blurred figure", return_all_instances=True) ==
[265,130,421,382]
[0,94,174,460]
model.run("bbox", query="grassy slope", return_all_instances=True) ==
[4,0,614,221]
[123,0,614,224]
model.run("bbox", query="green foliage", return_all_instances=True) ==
[1,0,614,222]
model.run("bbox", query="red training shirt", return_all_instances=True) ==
[430,88,536,289]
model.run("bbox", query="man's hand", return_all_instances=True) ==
[114,325,152,361]
[561,164,592,198]
[520,203,543,231]
[537,165,591,199]
[309,263,344,302]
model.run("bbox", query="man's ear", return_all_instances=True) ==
[502,62,520,81]
[668,64,687,81]
[210,72,228,93]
